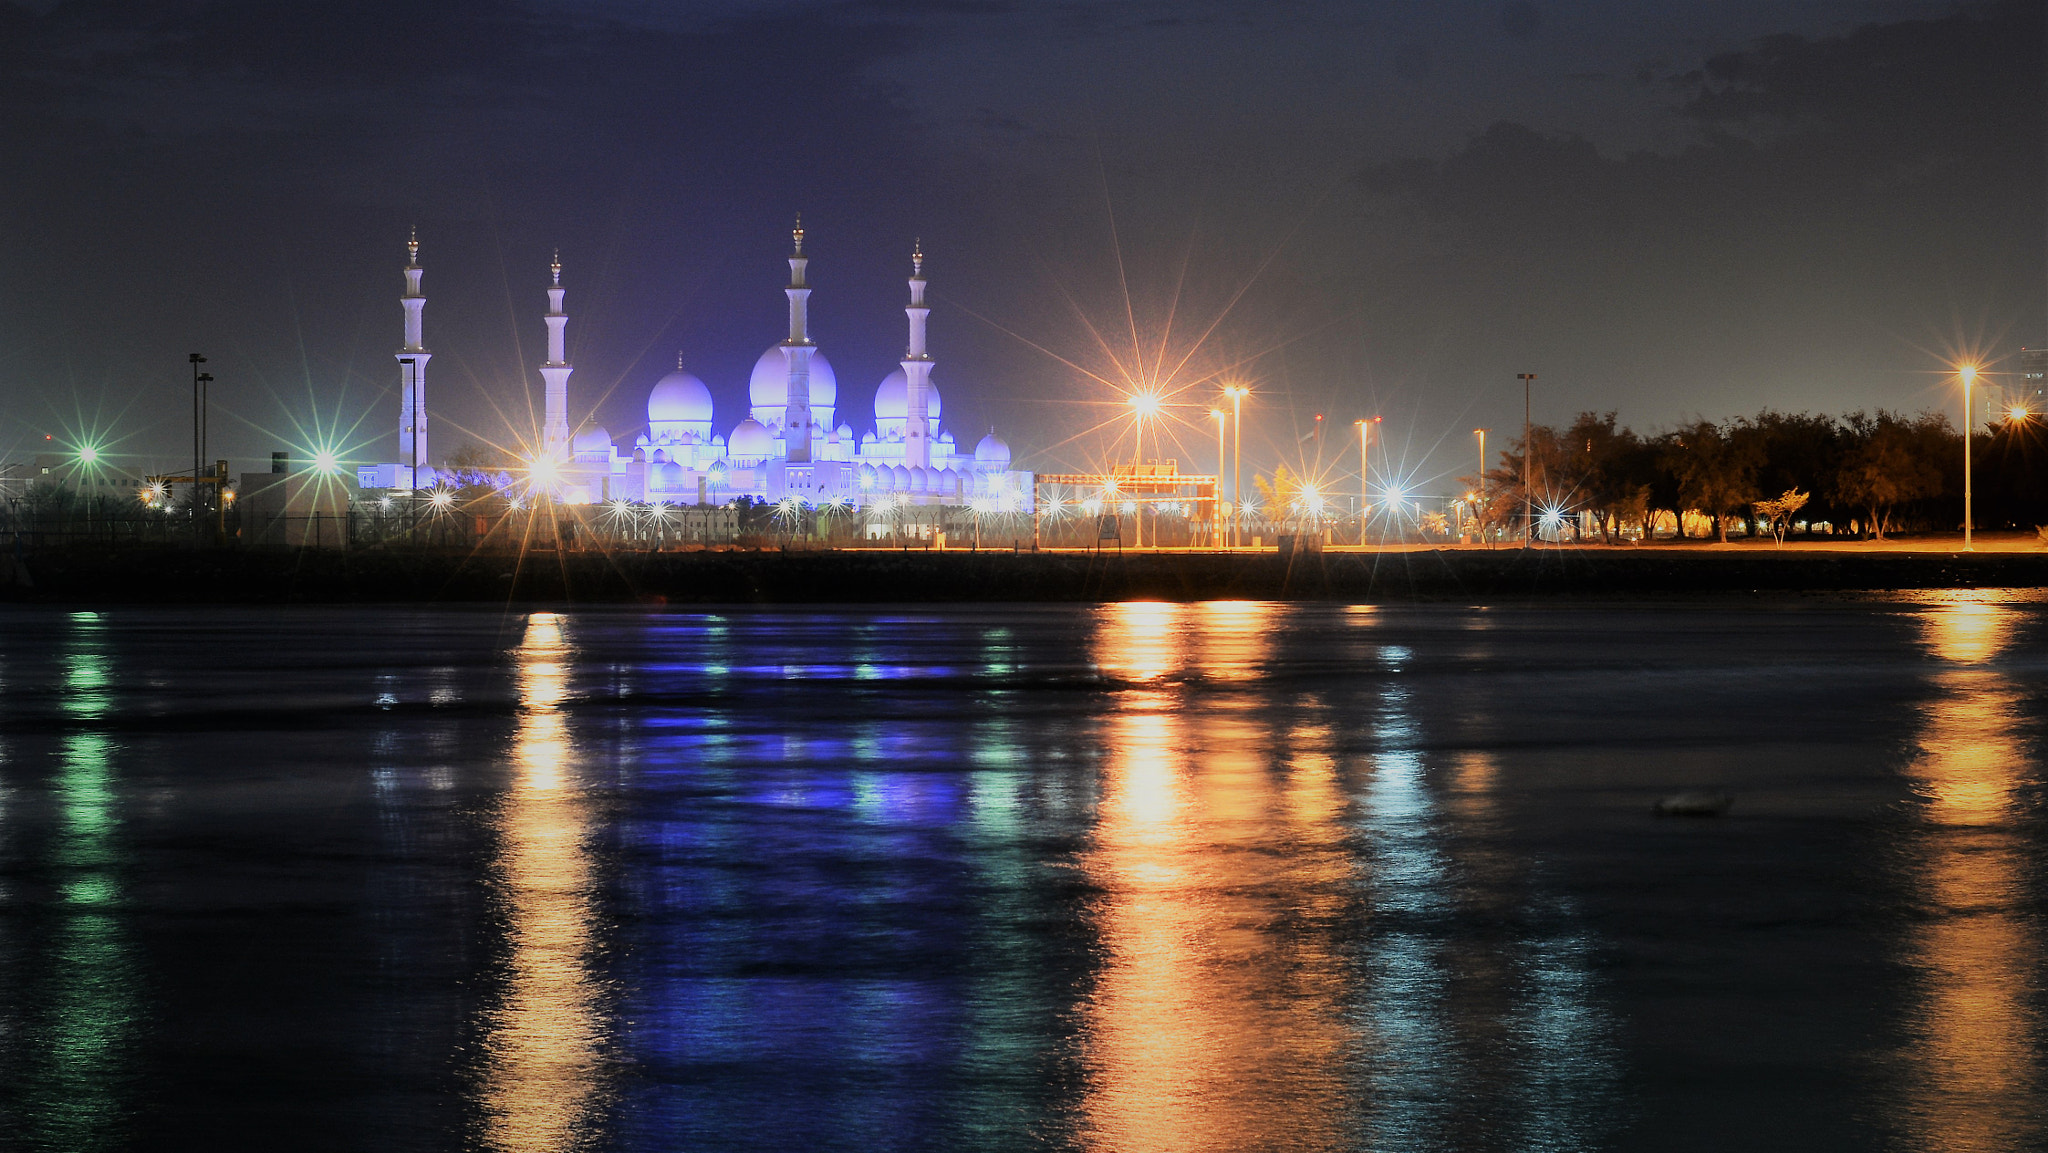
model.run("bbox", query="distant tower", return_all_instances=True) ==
[903,240,935,470]
[397,230,432,482]
[540,251,573,462]
[780,216,816,463]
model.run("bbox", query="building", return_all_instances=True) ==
[2014,346,2048,417]
[361,223,1034,513]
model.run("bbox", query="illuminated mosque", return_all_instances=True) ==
[362,222,1033,511]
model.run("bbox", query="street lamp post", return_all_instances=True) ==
[1517,374,1536,548]
[1211,408,1226,549]
[1226,385,1247,547]
[1128,392,1160,549]
[1355,416,1381,548]
[1961,364,1977,551]
[1474,428,1488,544]
[188,353,206,530]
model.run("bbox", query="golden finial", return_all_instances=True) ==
[407,228,419,265]
[550,248,561,285]
[677,350,685,371]
[792,213,804,255]
[912,238,923,277]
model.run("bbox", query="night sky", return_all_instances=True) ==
[2,0,2040,492]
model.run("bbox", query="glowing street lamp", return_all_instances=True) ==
[1960,364,1977,551]
[1224,384,1249,547]
[1211,408,1226,549]
[77,444,100,466]
[1127,392,1160,548]
[312,448,340,474]
[1355,416,1380,547]
[2009,405,2031,423]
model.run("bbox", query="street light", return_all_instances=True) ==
[1517,374,1537,548]
[1355,416,1380,548]
[1961,364,1977,551]
[1128,392,1160,548]
[1473,428,1489,545]
[1224,384,1248,546]
[1210,408,1226,549]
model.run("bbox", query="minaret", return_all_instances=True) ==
[540,251,573,463]
[780,215,815,464]
[903,239,935,470]
[397,230,432,483]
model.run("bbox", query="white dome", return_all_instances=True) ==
[657,461,684,488]
[649,369,715,425]
[872,368,943,422]
[572,424,613,454]
[974,431,1011,466]
[729,418,775,461]
[891,465,911,490]
[750,346,836,412]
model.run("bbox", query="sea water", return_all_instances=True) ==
[0,597,2042,1151]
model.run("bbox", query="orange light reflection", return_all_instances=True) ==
[1894,599,2041,1150]
[480,612,604,1149]
[1079,601,1352,1151]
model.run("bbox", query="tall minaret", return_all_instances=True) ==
[397,229,432,481]
[540,251,573,463]
[780,215,815,464]
[903,240,935,470]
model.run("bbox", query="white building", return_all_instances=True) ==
[363,223,1033,512]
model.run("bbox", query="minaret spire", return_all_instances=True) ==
[540,251,573,464]
[781,214,816,463]
[903,240,935,471]
[397,230,433,485]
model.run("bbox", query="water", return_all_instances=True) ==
[0,597,2043,1151]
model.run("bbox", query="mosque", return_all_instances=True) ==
[359,222,1033,513]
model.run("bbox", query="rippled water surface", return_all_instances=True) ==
[2,597,2046,1151]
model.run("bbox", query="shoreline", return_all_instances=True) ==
[5,541,2046,604]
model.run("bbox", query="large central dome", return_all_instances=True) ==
[749,346,837,413]
[872,367,943,422]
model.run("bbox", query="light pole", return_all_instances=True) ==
[1355,416,1380,548]
[1474,428,1488,544]
[1225,385,1247,547]
[1518,374,1536,548]
[1129,392,1160,549]
[1211,407,1226,549]
[1961,364,1977,551]
[188,353,207,528]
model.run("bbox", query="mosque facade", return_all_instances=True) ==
[361,223,1033,513]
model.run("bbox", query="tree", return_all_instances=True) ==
[1831,411,1948,540]
[1665,420,1761,542]
[1750,488,1809,545]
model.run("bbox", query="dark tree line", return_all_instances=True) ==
[1469,409,2048,542]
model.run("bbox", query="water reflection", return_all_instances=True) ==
[1079,601,1355,1151]
[29,611,133,1150]
[1894,599,2043,1149]
[479,612,605,1149]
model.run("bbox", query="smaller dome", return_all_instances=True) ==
[891,464,911,490]
[974,431,1011,466]
[909,468,928,493]
[572,424,611,454]
[648,368,715,425]
[729,418,775,461]
[939,467,960,494]
[651,448,668,464]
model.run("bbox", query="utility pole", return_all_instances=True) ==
[189,353,208,533]
[1518,373,1537,548]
